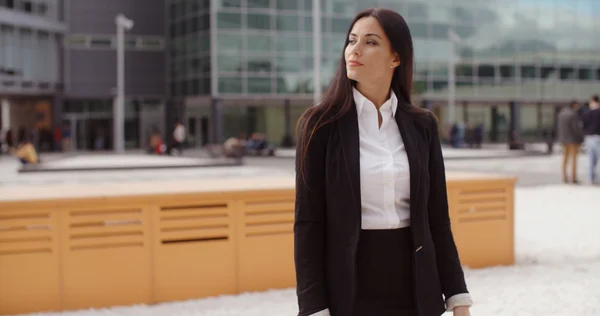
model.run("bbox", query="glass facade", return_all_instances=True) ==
[169,0,211,97]
[413,0,600,104]
[0,0,63,86]
[171,0,600,144]
[188,0,600,101]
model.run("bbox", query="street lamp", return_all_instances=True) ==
[447,29,461,126]
[312,0,321,106]
[114,14,134,153]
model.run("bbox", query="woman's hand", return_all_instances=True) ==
[453,306,470,316]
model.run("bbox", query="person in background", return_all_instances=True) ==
[582,95,600,184]
[557,100,584,184]
[10,132,38,165]
[172,120,186,156]
[62,123,72,152]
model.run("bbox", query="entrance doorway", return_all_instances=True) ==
[62,113,113,151]
[187,115,210,147]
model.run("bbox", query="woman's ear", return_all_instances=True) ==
[392,52,401,68]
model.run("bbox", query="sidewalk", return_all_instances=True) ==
[275,143,548,160]
[16,184,600,316]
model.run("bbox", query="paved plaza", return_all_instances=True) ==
[0,144,573,188]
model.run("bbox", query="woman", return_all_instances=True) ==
[294,8,472,316]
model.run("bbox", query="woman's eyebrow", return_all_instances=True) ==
[349,33,382,39]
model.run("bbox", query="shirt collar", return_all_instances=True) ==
[353,87,398,117]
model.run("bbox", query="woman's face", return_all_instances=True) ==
[344,16,399,84]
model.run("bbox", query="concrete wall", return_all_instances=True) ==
[64,0,166,99]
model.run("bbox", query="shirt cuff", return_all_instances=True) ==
[309,308,331,316]
[445,293,473,311]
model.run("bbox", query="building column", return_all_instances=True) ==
[462,101,469,123]
[164,97,185,146]
[508,101,521,148]
[1,99,10,132]
[536,102,542,138]
[210,98,224,144]
[281,99,294,147]
[490,105,498,142]
[52,95,63,151]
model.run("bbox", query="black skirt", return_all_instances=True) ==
[352,227,418,316]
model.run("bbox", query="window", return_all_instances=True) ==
[559,67,575,80]
[477,65,495,78]
[520,65,536,79]
[406,2,427,19]
[125,38,137,49]
[65,35,87,46]
[219,77,242,93]
[247,34,271,52]
[277,0,298,10]
[2,0,14,8]
[218,53,243,72]
[331,17,350,34]
[541,66,556,79]
[304,16,312,32]
[499,65,514,79]
[248,0,270,9]
[456,64,474,78]
[36,2,48,15]
[247,13,271,30]
[302,0,311,11]
[276,15,300,31]
[220,0,241,8]
[218,12,242,29]
[140,38,164,49]
[276,36,301,53]
[408,22,427,38]
[247,55,273,72]
[199,34,210,51]
[22,0,32,12]
[431,24,450,39]
[89,37,112,48]
[578,68,592,80]
[276,54,302,72]
[247,77,272,93]
[218,33,242,53]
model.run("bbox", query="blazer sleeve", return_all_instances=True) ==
[426,115,469,299]
[294,118,329,316]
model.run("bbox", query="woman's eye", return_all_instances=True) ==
[348,39,356,44]
[367,40,377,45]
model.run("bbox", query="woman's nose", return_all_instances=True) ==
[349,44,361,56]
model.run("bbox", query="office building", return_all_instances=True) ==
[0,0,65,150]
[62,0,167,150]
[173,0,600,145]
[7,0,599,151]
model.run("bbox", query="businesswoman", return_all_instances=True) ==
[294,8,473,316]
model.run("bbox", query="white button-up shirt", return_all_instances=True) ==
[353,87,411,230]
[308,88,473,316]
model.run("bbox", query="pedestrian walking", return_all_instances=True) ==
[556,100,585,183]
[582,95,600,184]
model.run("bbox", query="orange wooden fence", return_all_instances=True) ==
[0,172,515,315]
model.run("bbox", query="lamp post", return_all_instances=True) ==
[312,0,321,106]
[114,14,134,153]
[447,29,461,126]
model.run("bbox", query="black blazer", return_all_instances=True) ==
[294,99,469,316]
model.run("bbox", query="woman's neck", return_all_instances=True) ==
[355,81,391,109]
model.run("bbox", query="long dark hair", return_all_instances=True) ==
[296,8,430,178]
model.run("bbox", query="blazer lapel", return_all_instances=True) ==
[395,106,421,221]
[338,103,362,220]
